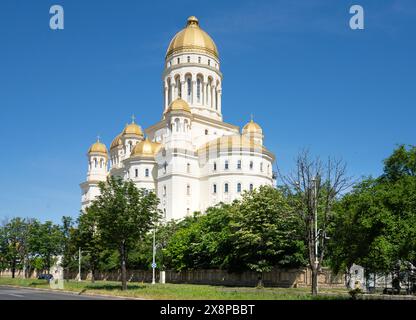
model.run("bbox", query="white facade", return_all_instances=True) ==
[80,16,276,220]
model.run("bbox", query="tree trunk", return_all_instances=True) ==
[120,244,127,290]
[256,272,264,288]
[311,267,318,296]
[91,268,95,283]
[11,259,16,278]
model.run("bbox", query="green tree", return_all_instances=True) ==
[231,186,306,286]
[165,206,234,271]
[0,218,32,278]
[76,208,104,282]
[28,220,64,273]
[328,145,416,287]
[89,176,160,290]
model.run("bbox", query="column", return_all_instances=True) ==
[211,85,215,109]
[217,88,222,113]
[164,85,168,110]
[170,82,175,103]
[192,79,197,106]
[180,80,185,99]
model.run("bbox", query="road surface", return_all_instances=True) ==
[0,286,124,300]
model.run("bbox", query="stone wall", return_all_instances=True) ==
[62,267,345,288]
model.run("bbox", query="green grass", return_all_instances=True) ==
[0,277,349,300]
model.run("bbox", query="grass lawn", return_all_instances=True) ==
[0,277,350,300]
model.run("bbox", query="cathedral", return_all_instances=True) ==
[80,16,276,220]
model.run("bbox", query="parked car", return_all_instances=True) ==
[37,274,54,281]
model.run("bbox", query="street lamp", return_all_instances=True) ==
[78,247,81,282]
[152,225,156,285]
[311,176,319,269]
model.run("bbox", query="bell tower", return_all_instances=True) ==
[163,16,223,121]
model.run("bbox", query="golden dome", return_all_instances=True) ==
[131,138,161,158]
[123,122,143,136]
[166,16,218,59]
[110,133,123,149]
[200,135,263,150]
[198,135,274,160]
[88,139,108,155]
[165,98,191,114]
[243,119,262,133]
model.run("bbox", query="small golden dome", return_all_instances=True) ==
[243,119,262,133]
[165,98,191,114]
[123,122,143,136]
[131,138,161,158]
[166,16,218,59]
[88,139,108,155]
[110,133,123,149]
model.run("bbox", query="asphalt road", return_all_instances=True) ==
[0,286,123,300]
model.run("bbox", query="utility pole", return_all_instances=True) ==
[78,247,81,282]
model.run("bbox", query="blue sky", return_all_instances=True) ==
[0,0,415,224]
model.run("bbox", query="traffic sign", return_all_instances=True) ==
[151,262,157,269]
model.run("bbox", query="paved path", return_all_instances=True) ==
[0,286,124,300]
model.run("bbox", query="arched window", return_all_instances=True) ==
[260,162,263,172]
[145,168,149,177]
[163,162,167,174]
[215,91,218,110]
[249,184,254,192]
[187,77,192,101]
[224,183,229,193]
[186,184,190,196]
[208,59,211,66]
[163,208,166,218]
[187,56,190,63]
[267,164,270,175]
[205,129,208,135]
[237,183,241,193]
[94,158,97,168]
[100,159,103,168]
[163,185,166,196]
[177,57,180,64]
[129,141,133,152]
[224,160,229,170]
[213,184,217,194]
[237,160,241,169]
[187,208,190,215]
[249,161,254,170]
[187,163,190,173]
[175,118,180,132]
[176,77,181,98]
[135,169,138,177]
[198,56,201,63]
[213,162,217,171]
[197,78,201,103]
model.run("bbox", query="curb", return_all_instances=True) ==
[0,284,147,300]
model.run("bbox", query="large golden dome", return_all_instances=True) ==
[131,138,161,158]
[88,139,108,155]
[166,16,218,59]
[123,122,143,136]
[243,119,262,133]
[165,98,191,114]
[110,133,122,149]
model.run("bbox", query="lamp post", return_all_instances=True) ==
[312,176,319,269]
[152,225,156,285]
[78,247,81,282]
